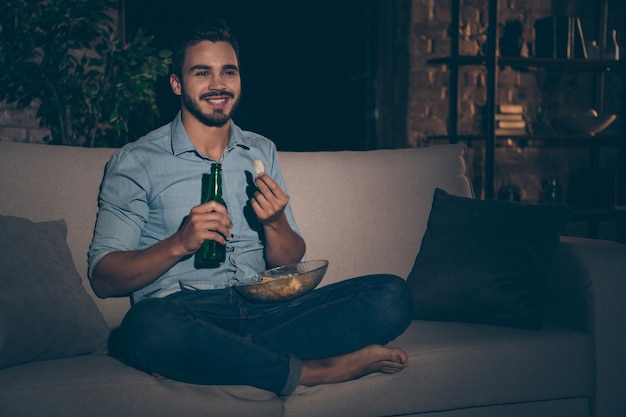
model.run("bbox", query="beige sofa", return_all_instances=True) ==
[1,140,625,417]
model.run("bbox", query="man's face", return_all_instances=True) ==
[171,40,241,127]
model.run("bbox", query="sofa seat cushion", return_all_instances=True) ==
[0,354,282,417]
[282,321,593,417]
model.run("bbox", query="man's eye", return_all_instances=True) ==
[224,70,237,76]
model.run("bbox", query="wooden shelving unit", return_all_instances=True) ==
[428,0,626,242]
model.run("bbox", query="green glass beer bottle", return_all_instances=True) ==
[194,163,227,268]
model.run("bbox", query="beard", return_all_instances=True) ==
[181,85,240,128]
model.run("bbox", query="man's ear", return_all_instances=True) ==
[170,74,182,96]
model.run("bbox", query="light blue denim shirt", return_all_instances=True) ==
[88,112,301,303]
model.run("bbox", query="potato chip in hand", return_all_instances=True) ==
[253,159,265,175]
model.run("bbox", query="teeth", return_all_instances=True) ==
[253,159,265,175]
[208,98,226,104]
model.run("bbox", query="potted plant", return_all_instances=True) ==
[0,0,171,147]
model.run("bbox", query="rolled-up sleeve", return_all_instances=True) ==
[88,149,150,279]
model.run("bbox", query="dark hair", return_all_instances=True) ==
[170,18,239,78]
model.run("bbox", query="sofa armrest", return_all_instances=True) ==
[546,236,626,417]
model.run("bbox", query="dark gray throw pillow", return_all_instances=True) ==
[407,188,574,330]
[0,215,109,368]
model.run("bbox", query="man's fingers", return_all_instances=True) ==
[255,173,284,197]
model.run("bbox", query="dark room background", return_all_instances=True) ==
[125,0,379,151]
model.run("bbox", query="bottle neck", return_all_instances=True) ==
[209,163,224,204]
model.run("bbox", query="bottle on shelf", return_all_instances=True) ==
[194,163,227,268]
[541,177,563,204]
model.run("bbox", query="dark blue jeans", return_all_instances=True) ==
[110,274,413,395]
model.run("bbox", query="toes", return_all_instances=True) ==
[380,365,403,374]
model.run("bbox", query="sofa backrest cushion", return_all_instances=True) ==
[407,188,574,330]
[0,215,109,368]
[279,144,474,286]
[0,141,473,327]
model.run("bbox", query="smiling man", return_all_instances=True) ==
[88,18,412,396]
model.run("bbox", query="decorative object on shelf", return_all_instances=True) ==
[500,19,524,57]
[541,177,564,204]
[534,16,587,59]
[550,108,617,136]
[605,29,620,60]
[587,40,601,59]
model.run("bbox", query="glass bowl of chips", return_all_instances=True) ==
[234,260,329,303]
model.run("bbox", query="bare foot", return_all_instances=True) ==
[299,344,408,387]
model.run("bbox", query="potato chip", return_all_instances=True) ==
[253,159,265,175]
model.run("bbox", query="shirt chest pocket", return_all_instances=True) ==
[221,167,262,241]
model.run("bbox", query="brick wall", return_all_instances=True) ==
[0,101,48,144]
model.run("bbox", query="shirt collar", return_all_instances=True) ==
[170,112,251,158]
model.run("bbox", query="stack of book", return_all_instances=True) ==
[495,104,527,136]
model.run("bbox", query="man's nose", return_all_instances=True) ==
[208,75,226,90]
